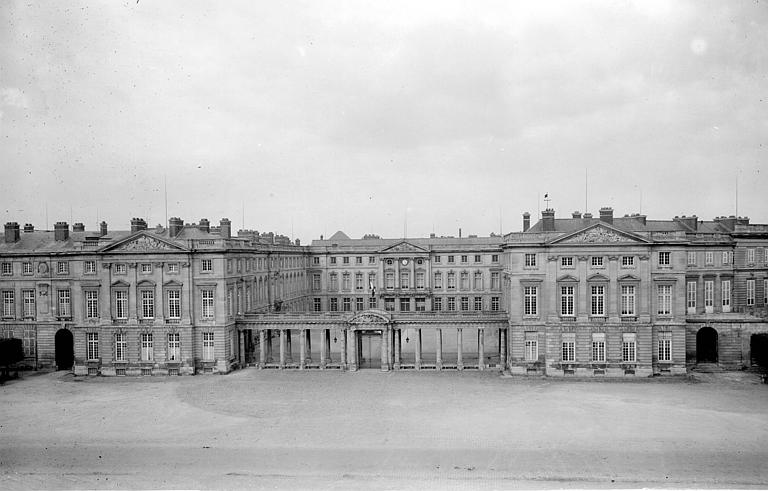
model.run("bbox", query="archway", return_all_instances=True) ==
[696,326,718,364]
[55,328,74,370]
[751,333,768,368]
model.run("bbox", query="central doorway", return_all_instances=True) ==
[55,328,74,370]
[357,330,382,369]
[696,326,718,364]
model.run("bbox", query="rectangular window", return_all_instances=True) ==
[168,263,179,273]
[747,279,755,306]
[434,256,441,263]
[416,272,425,289]
[167,333,180,361]
[201,290,215,318]
[368,273,376,291]
[313,298,322,312]
[622,333,637,362]
[658,252,670,266]
[747,248,755,264]
[561,256,573,267]
[524,254,536,267]
[687,251,696,266]
[447,297,456,311]
[86,290,99,319]
[434,272,443,289]
[448,255,455,263]
[141,263,152,274]
[491,254,499,263]
[203,332,214,361]
[2,291,14,317]
[201,259,213,272]
[398,298,409,312]
[491,272,500,290]
[115,291,128,319]
[657,285,672,315]
[342,297,351,311]
[343,257,349,264]
[473,296,482,311]
[87,333,99,360]
[621,256,634,267]
[1,262,11,275]
[524,286,538,316]
[722,280,731,312]
[330,298,338,312]
[141,333,153,361]
[167,290,181,319]
[658,331,672,362]
[562,334,575,362]
[415,297,426,311]
[115,333,126,362]
[591,256,604,267]
[368,256,376,264]
[590,285,605,316]
[343,273,351,290]
[330,257,337,265]
[460,272,469,290]
[704,280,714,312]
[561,286,574,316]
[592,333,606,362]
[491,297,499,311]
[525,332,538,361]
[722,251,731,265]
[687,281,697,312]
[115,263,127,274]
[764,279,768,306]
[705,252,714,265]
[621,285,636,316]
[460,297,469,311]
[385,273,394,290]
[355,256,362,265]
[355,297,364,311]
[22,289,35,318]
[84,260,97,274]
[58,289,71,318]
[384,298,394,312]
[22,262,33,275]
[330,273,339,291]
[433,297,443,311]
[473,272,483,290]
[461,255,468,263]
[141,290,154,319]
[447,272,456,290]
[368,297,377,309]
[57,261,69,274]
[400,272,409,289]
[312,274,321,290]
[355,273,364,290]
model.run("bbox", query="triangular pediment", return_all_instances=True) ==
[101,232,188,253]
[380,241,428,254]
[550,224,650,244]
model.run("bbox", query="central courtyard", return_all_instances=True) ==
[1,370,767,489]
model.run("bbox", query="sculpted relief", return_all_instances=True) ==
[116,236,175,251]
[563,227,632,243]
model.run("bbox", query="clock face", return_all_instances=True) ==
[400,258,409,266]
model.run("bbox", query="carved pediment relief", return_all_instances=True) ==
[587,273,609,282]
[557,274,579,282]
[348,309,392,325]
[555,225,646,244]
[103,233,186,253]
[380,241,428,254]
[111,280,130,288]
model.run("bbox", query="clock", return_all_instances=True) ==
[400,258,409,266]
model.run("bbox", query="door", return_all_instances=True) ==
[357,331,382,369]
[696,326,718,364]
[55,328,74,370]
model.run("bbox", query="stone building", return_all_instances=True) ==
[0,207,766,377]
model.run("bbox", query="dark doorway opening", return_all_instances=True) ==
[751,333,768,368]
[696,326,718,364]
[357,331,382,369]
[55,328,74,370]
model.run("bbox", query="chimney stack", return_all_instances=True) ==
[54,222,69,241]
[522,212,531,232]
[220,218,231,239]
[599,207,613,225]
[72,222,85,232]
[635,214,646,226]
[583,212,593,219]
[542,209,555,232]
[572,211,582,219]
[130,218,147,233]
[675,215,698,231]
[23,223,34,233]
[168,217,183,237]
[100,221,108,236]
[199,218,210,233]
[4,222,20,243]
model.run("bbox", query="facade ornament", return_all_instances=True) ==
[37,262,48,274]
[547,256,558,262]
[117,236,176,251]
[564,227,631,243]
[608,255,619,261]
[578,256,589,261]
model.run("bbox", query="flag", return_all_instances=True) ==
[544,193,549,198]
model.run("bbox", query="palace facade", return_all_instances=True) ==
[1,207,766,377]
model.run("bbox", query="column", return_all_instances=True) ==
[341,329,348,368]
[266,329,273,362]
[299,328,306,369]
[500,328,507,371]
[394,329,401,369]
[415,328,422,370]
[387,326,394,368]
[305,329,312,363]
[259,329,266,368]
[324,329,332,364]
[457,328,464,370]
[320,329,327,369]
[435,328,443,370]
[478,328,485,370]
[348,329,358,371]
[285,329,292,363]
[381,328,389,372]
[239,331,245,366]
[279,329,286,369]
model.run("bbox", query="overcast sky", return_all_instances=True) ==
[1,0,766,241]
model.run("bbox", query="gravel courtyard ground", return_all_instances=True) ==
[1,369,768,489]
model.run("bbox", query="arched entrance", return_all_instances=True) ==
[357,330,382,369]
[348,310,391,371]
[696,326,718,364]
[55,328,74,370]
[751,333,768,368]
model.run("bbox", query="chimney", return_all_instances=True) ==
[23,223,34,233]
[459,228,462,238]
[72,222,85,232]
[100,221,108,236]
[4,222,20,243]
[130,218,147,233]
[572,211,582,219]
[675,215,697,231]
[168,217,183,237]
[295,238,301,246]
[542,209,556,232]
[54,222,69,241]
[599,207,613,225]
[199,218,210,233]
[522,212,531,232]
[736,216,750,226]
[220,218,231,239]
[583,212,593,219]
[636,214,647,226]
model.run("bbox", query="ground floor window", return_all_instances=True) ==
[22,328,35,357]
[141,333,153,361]
[622,333,637,362]
[591,333,605,362]
[87,332,99,360]
[115,333,126,361]
[525,332,538,361]
[203,332,214,361]
[168,333,180,361]
[658,331,671,362]
[562,333,575,362]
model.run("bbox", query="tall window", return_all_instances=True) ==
[356,297,364,311]
[84,260,97,274]
[657,285,672,315]
[312,274,321,290]
[658,331,671,362]
[704,280,714,312]
[383,298,393,311]
[1,262,11,275]
[747,248,755,264]
[658,252,670,266]
[491,297,500,311]
[447,272,456,290]
[368,297,377,310]
[399,298,410,312]
[687,281,697,312]
[433,297,442,311]
[385,273,394,290]
[115,333,126,362]
[115,291,128,319]
[87,333,99,360]
[368,273,376,291]
[524,286,538,316]
[722,280,731,312]
[58,289,71,317]
[622,333,637,362]
[203,332,214,360]
[705,252,714,265]
[491,272,500,290]
[687,251,696,266]
[416,272,425,289]
[764,279,768,306]
[590,285,605,316]
[561,334,575,362]
[524,254,536,267]
[343,297,351,311]
[201,289,215,318]
[460,297,469,311]
[167,290,181,319]
[473,297,482,311]
[22,289,35,318]
[525,332,538,362]
[621,285,635,316]
[330,298,338,311]
[592,333,606,362]
[473,272,483,290]
[330,273,339,291]
[747,279,755,306]
[460,272,469,290]
[355,273,364,290]
[447,297,456,311]
[561,286,574,316]
[434,272,443,289]
[141,333,153,361]
[343,273,351,290]
[2,291,14,317]
[167,333,180,361]
[400,272,409,289]
[722,251,731,265]
[141,290,154,319]
[313,298,322,312]
[85,291,99,319]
